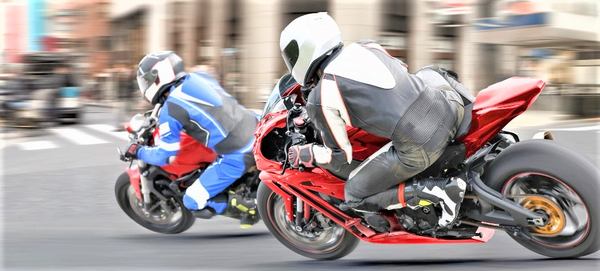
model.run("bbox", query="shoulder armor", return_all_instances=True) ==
[324,43,396,89]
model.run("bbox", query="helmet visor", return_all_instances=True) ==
[136,69,158,93]
[282,40,299,73]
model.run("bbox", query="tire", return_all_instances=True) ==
[58,112,80,125]
[115,172,195,234]
[257,182,359,260]
[69,111,81,124]
[483,140,599,258]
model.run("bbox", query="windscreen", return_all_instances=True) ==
[260,86,284,119]
[260,74,298,119]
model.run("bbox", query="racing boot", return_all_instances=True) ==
[401,176,467,227]
[192,207,216,219]
[348,176,467,227]
[340,190,397,213]
[193,194,229,219]
[228,193,258,228]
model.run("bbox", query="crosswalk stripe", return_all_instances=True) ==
[49,127,108,145]
[16,140,58,151]
[85,124,130,141]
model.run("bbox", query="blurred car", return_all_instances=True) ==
[57,86,81,123]
[0,75,9,119]
[22,53,83,124]
[0,75,55,127]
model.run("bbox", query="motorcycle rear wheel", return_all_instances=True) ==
[115,172,195,234]
[484,140,599,258]
[257,182,359,260]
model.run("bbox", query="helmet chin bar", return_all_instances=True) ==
[303,44,343,88]
[144,84,160,104]
[151,76,186,105]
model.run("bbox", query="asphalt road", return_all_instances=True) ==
[1,106,599,270]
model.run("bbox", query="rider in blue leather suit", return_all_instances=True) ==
[126,52,257,222]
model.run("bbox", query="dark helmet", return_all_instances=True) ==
[136,51,186,104]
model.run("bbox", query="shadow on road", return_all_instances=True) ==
[255,257,600,270]
[116,231,271,242]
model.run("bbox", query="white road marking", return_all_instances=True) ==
[49,127,108,145]
[16,140,58,151]
[541,125,600,132]
[85,124,130,141]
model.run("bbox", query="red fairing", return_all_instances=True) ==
[253,109,495,245]
[253,111,288,173]
[127,166,142,201]
[461,77,545,157]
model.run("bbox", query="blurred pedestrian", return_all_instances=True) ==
[113,63,135,131]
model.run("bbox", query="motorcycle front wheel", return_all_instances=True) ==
[257,182,359,260]
[115,172,195,234]
[484,140,599,258]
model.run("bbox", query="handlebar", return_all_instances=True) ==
[281,104,313,173]
[118,103,163,163]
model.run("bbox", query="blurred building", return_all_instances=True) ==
[474,0,600,115]
[107,0,479,108]
[475,0,599,86]
[0,0,110,75]
[2,1,31,66]
[106,0,599,111]
[47,0,111,75]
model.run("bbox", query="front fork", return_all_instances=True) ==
[138,161,152,205]
[128,160,165,209]
[292,197,313,230]
[140,174,153,205]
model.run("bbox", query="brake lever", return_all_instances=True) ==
[117,147,134,167]
[281,140,291,175]
[117,147,126,161]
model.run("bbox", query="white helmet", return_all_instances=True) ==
[136,51,186,104]
[280,12,342,86]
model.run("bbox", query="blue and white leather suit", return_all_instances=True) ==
[137,72,257,213]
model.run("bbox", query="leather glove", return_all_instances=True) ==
[288,143,315,168]
[121,143,140,161]
[292,108,309,127]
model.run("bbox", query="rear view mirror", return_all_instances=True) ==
[129,114,145,132]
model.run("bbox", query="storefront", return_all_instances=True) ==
[474,0,600,115]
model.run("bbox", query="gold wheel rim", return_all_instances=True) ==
[521,195,566,235]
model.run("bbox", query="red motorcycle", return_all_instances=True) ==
[253,76,599,259]
[115,105,259,234]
